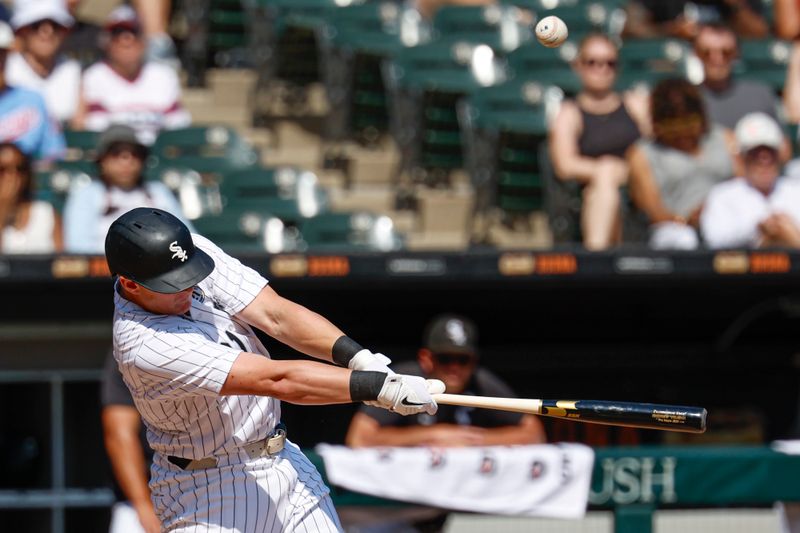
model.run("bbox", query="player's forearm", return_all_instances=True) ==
[222,353,366,404]
[239,286,345,361]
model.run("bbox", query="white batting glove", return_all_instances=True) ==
[369,374,446,416]
[349,349,395,374]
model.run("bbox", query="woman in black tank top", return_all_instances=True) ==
[549,34,649,249]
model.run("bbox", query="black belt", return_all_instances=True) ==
[168,423,287,471]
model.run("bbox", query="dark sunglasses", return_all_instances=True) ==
[696,47,736,61]
[434,353,474,366]
[581,58,618,70]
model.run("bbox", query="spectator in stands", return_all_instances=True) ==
[549,34,650,250]
[0,142,62,254]
[694,23,785,147]
[63,124,190,253]
[774,0,800,40]
[101,350,159,533]
[62,0,103,68]
[346,314,545,447]
[627,78,739,249]
[622,0,769,39]
[72,5,190,145]
[0,21,65,163]
[702,113,800,248]
[7,0,82,124]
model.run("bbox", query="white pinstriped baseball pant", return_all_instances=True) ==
[150,440,343,532]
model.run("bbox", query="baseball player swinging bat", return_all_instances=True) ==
[433,394,707,433]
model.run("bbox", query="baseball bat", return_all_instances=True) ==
[432,394,707,433]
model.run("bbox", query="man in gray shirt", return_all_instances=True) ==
[695,23,780,127]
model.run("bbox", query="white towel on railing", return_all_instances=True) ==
[316,443,594,519]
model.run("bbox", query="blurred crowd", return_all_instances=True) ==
[550,14,800,250]
[2,0,800,255]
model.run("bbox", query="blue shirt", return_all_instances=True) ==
[0,86,65,161]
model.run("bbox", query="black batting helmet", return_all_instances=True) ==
[105,207,214,293]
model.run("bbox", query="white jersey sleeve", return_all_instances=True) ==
[192,233,269,315]
[131,322,241,398]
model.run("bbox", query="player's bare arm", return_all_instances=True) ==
[222,352,445,415]
[237,284,396,373]
[237,285,346,362]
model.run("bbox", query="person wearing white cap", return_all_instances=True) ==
[6,0,82,123]
[0,20,65,162]
[701,112,800,248]
[72,5,189,145]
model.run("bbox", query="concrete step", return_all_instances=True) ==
[206,69,257,108]
[328,185,394,214]
[405,231,469,251]
[485,212,553,249]
[415,186,474,236]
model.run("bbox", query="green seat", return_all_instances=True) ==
[298,211,404,251]
[35,169,93,212]
[458,78,560,239]
[317,2,419,144]
[506,41,578,83]
[432,4,534,53]
[737,38,792,94]
[618,38,690,76]
[218,167,330,221]
[385,39,509,182]
[62,129,101,174]
[192,210,280,253]
[148,126,260,179]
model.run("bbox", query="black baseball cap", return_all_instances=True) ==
[423,314,478,356]
[105,208,214,293]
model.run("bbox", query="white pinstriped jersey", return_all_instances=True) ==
[112,234,277,459]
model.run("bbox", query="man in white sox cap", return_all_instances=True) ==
[105,207,444,532]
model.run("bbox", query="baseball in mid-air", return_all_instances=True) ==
[535,15,568,48]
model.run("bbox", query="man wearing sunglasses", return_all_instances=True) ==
[702,112,800,248]
[346,314,545,447]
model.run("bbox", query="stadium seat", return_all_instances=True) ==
[458,79,562,241]
[246,0,342,123]
[297,211,404,251]
[217,166,330,221]
[618,38,690,77]
[736,38,792,94]
[148,126,260,180]
[384,39,509,188]
[60,129,101,175]
[192,209,302,253]
[34,169,93,213]
[505,40,579,94]
[316,2,424,146]
[431,4,535,53]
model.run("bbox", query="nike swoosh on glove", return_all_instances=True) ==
[371,374,446,416]
[349,349,395,374]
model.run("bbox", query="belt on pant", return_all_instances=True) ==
[167,423,287,471]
